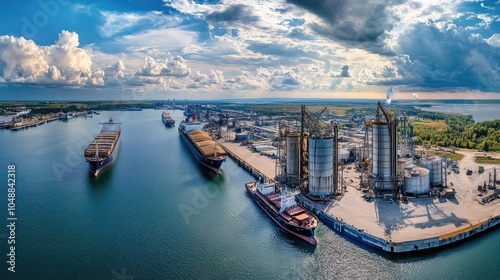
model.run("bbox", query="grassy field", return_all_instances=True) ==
[410,118,448,132]
[252,105,357,115]
[475,156,500,164]
[422,150,464,160]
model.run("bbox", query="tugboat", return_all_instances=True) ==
[245,179,318,245]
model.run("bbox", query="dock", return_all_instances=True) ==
[2,111,89,131]
[221,139,500,253]
[5,117,60,131]
[219,140,276,182]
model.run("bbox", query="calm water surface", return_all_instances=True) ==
[420,103,500,122]
[1,109,500,279]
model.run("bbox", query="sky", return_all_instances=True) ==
[0,0,499,100]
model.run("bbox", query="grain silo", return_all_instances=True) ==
[420,156,443,187]
[404,167,430,196]
[308,137,334,197]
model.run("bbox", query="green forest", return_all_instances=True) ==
[409,111,500,152]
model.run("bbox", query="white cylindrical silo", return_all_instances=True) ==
[308,137,334,197]
[420,156,443,186]
[404,167,430,196]
[372,122,395,191]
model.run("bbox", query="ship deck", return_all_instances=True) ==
[84,131,120,159]
[246,182,318,228]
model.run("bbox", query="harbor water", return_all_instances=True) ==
[420,103,500,122]
[2,109,500,279]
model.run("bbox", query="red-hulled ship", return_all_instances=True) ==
[245,180,318,245]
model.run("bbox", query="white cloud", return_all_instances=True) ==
[119,28,197,52]
[487,33,500,46]
[135,55,191,78]
[162,0,223,16]
[99,11,182,38]
[0,30,104,86]
[0,35,49,81]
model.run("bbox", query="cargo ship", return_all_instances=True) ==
[61,113,75,121]
[84,118,121,176]
[161,111,175,127]
[178,117,226,174]
[245,180,318,245]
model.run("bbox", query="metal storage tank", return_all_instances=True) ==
[404,167,430,195]
[339,149,350,162]
[420,156,443,186]
[372,123,396,190]
[308,137,334,197]
[235,132,252,141]
[286,133,300,177]
[218,125,227,138]
[398,158,412,175]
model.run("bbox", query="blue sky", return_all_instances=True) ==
[0,0,499,100]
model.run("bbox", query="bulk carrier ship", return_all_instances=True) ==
[161,111,175,127]
[178,116,227,174]
[84,118,121,176]
[245,180,319,245]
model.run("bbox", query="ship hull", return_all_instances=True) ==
[161,114,175,127]
[87,138,120,176]
[179,129,224,174]
[162,115,175,127]
[245,185,317,245]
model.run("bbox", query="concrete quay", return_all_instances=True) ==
[221,140,500,253]
[219,140,276,181]
[6,117,60,131]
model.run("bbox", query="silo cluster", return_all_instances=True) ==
[420,156,443,187]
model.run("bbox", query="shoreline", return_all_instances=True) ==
[220,139,500,253]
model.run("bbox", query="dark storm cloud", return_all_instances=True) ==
[340,65,350,77]
[206,4,260,23]
[287,0,403,53]
[380,23,500,92]
[247,42,311,58]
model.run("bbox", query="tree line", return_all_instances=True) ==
[410,111,500,151]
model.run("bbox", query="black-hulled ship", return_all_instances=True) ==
[178,116,226,174]
[245,180,318,245]
[162,111,175,127]
[84,118,121,176]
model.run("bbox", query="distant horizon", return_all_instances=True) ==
[1,1,499,99]
[2,97,500,103]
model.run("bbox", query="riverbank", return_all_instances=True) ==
[220,140,500,253]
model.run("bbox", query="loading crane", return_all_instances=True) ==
[300,105,341,197]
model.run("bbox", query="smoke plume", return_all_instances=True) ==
[386,86,398,105]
